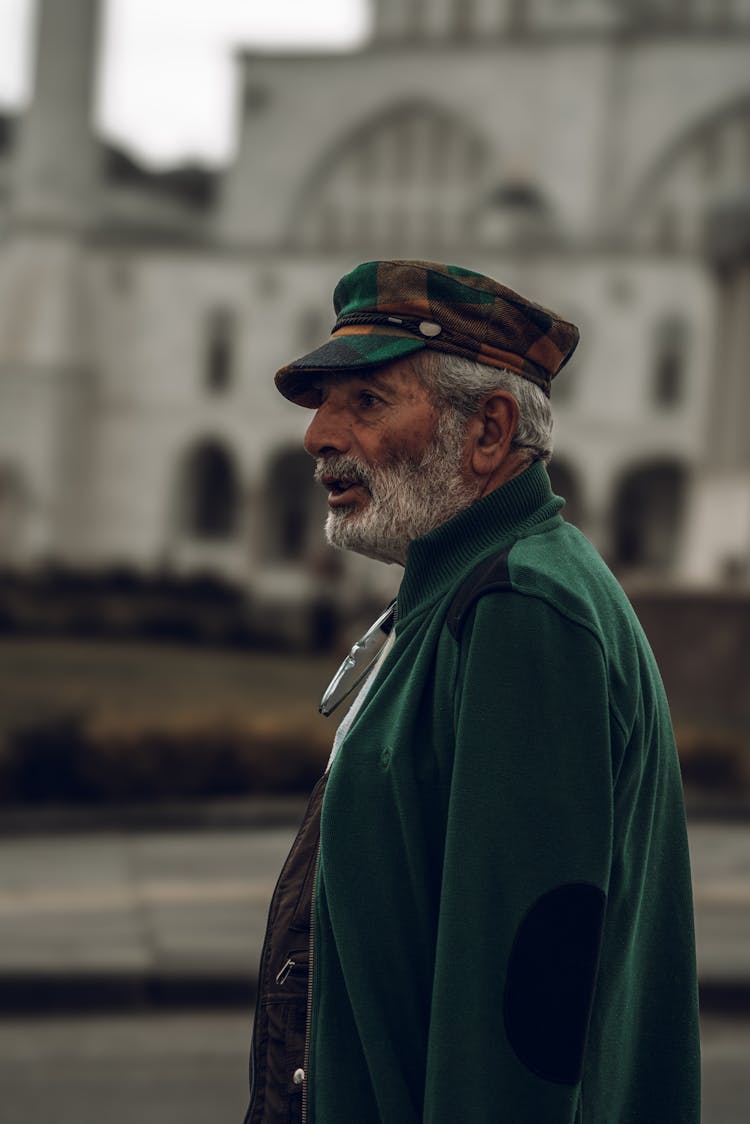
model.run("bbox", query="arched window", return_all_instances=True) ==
[180,440,239,540]
[263,447,327,563]
[508,0,529,34]
[612,460,688,571]
[290,100,489,252]
[652,314,689,408]
[453,0,476,38]
[547,457,583,528]
[204,307,235,394]
[477,179,557,249]
[0,463,28,561]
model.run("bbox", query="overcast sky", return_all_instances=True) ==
[0,0,371,167]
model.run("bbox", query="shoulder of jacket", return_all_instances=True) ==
[446,530,608,648]
[446,547,514,640]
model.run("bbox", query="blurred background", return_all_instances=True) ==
[0,0,748,1121]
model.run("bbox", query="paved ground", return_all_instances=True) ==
[1,815,748,1005]
[0,823,293,994]
[689,821,750,988]
[0,814,748,1121]
[0,1011,746,1124]
[0,1010,252,1124]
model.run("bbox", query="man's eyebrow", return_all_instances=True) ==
[345,370,389,385]
[352,370,401,392]
[312,370,397,394]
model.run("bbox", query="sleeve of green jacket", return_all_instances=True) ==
[422,589,615,1124]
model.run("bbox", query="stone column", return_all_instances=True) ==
[680,197,750,583]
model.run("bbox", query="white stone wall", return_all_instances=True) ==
[1,1,749,591]
[56,247,398,604]
[219,45,613,246]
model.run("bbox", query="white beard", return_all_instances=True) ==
[315,410,480,565]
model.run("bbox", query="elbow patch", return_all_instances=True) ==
[503,882,606,1085]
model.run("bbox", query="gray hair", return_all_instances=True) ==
[409,350,554,464]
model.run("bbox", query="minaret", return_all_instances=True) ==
[0,0,102,566]
[10,0,101,227]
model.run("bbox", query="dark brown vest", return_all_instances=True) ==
[243,774,326,1124]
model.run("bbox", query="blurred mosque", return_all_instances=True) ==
[0,0,749,615]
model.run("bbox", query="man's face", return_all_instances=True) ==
[303,360,479,564]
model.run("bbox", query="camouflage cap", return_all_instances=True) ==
[274,259,579,406]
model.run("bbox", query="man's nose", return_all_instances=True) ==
[303,403,350,458]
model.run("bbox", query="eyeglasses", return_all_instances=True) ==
[319,600,396,717]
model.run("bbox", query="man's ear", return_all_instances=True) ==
[467,391,519,478]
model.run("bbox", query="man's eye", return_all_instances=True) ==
[358,391,383,408]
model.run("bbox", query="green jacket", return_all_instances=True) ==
[310,462,700,1123]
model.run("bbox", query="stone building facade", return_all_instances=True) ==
[0,0,749,614]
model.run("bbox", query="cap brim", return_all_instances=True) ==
[275,333,426,406]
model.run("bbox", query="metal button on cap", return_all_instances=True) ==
[293,1068,305,1086]
[418,321,442,337]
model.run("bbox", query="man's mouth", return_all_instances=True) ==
[321,474,370,508]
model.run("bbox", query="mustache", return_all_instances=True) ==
[314,455,372,490]
[314,452,430,505]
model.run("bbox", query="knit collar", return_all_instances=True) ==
[397,461,563,621]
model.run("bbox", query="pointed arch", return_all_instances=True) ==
[287,98,491,252]
[625,94,750,252]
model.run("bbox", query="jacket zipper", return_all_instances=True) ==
[245,774,324,1123]
[301,844,320,1124]
[300,601,396,1122]
[274,957,296,986]
[245,855,282,1124]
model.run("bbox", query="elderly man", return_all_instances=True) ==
[244,261,700,1124]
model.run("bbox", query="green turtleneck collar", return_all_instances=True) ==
[397,460,563,622]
